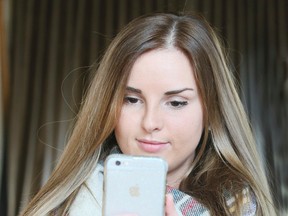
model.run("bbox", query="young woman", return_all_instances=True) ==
[21,13,276,215]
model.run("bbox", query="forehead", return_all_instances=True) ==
[127,48,197,88]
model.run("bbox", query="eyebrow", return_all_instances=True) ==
[126,86,142,94]
[126,87,194,95]
[164,88,194,95]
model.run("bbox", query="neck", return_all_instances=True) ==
[166,160,195,189]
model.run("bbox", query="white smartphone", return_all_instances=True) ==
[102,154,168,216]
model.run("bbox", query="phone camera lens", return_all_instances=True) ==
[115,160,121,166]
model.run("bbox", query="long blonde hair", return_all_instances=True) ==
[21,13,276,215]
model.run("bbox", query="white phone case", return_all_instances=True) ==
[103,154,168,216]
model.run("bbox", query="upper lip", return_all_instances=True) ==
[136,138,168,145]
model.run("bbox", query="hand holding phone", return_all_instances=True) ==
[102,154,168,216]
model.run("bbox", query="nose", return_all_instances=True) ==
[141,105,163,133]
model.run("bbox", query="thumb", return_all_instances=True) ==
[165,194,178,216]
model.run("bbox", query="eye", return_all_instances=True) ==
[124,96,140,104]
[169,100,188,108]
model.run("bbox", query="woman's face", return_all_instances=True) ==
[114,48,204,187]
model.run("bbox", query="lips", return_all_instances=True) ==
[136,138,169,153]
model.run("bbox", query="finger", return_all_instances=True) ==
[165,194,178,216]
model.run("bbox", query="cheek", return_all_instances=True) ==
[170,109,203,142]
[175,105,203,125]
[114,122,126,152]
[114,110,135,144]
[114,115,126,142]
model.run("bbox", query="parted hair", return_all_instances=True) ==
[21,12,276,215]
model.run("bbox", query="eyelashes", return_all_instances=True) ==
[124,96,189,109]
[169,101,188,108]
[124,96,141,104]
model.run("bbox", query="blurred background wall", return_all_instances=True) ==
[0,0,287,215]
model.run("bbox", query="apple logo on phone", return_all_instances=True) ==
[129,185,140,197]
